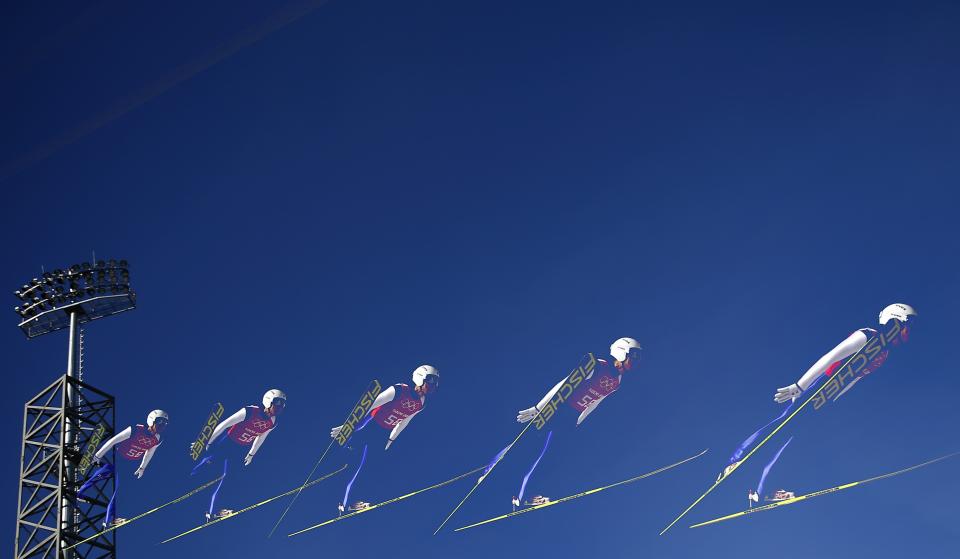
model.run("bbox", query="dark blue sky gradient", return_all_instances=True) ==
[3,2,959,558]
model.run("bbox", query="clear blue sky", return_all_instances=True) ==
[3,1,959,558]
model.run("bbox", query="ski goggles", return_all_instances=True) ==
[887,316,914,344]
[626,347,642,362]
[270,398,287,410]
[897,322,912,344]
[422,375,439,392]
[153,417,169,428]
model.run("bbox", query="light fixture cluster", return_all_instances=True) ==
[14,259,134,320]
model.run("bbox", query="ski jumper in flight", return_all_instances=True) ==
[329,365,439,513]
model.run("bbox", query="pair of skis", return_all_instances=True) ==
[288,465,487,536]
[455,448,709,532]
[691,451,960,528]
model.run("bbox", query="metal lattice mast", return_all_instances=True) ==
[13,259,135,559]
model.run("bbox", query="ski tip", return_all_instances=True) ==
[287,525,314,538]
[659,520,682,536]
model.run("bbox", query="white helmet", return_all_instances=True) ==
[879,303,916,325]
[412,365,440,392]
[146,409,169,427]
[610,337,642,362]
[263,389,287,408]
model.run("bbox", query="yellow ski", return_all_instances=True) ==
[288,466,486,537]
[455,448,708,532]
[159,464,346,544]
[690,451,959,529]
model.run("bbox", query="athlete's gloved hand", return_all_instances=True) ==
[576,398,602,425]
[517,406,540,423]
[774,383,802,403]
[134,466,145,479]
[244,453,254,466]
[330,425,343,439]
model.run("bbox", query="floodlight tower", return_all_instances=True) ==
[13,259,136,559]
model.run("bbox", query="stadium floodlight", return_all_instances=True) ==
[13,259,136,338]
